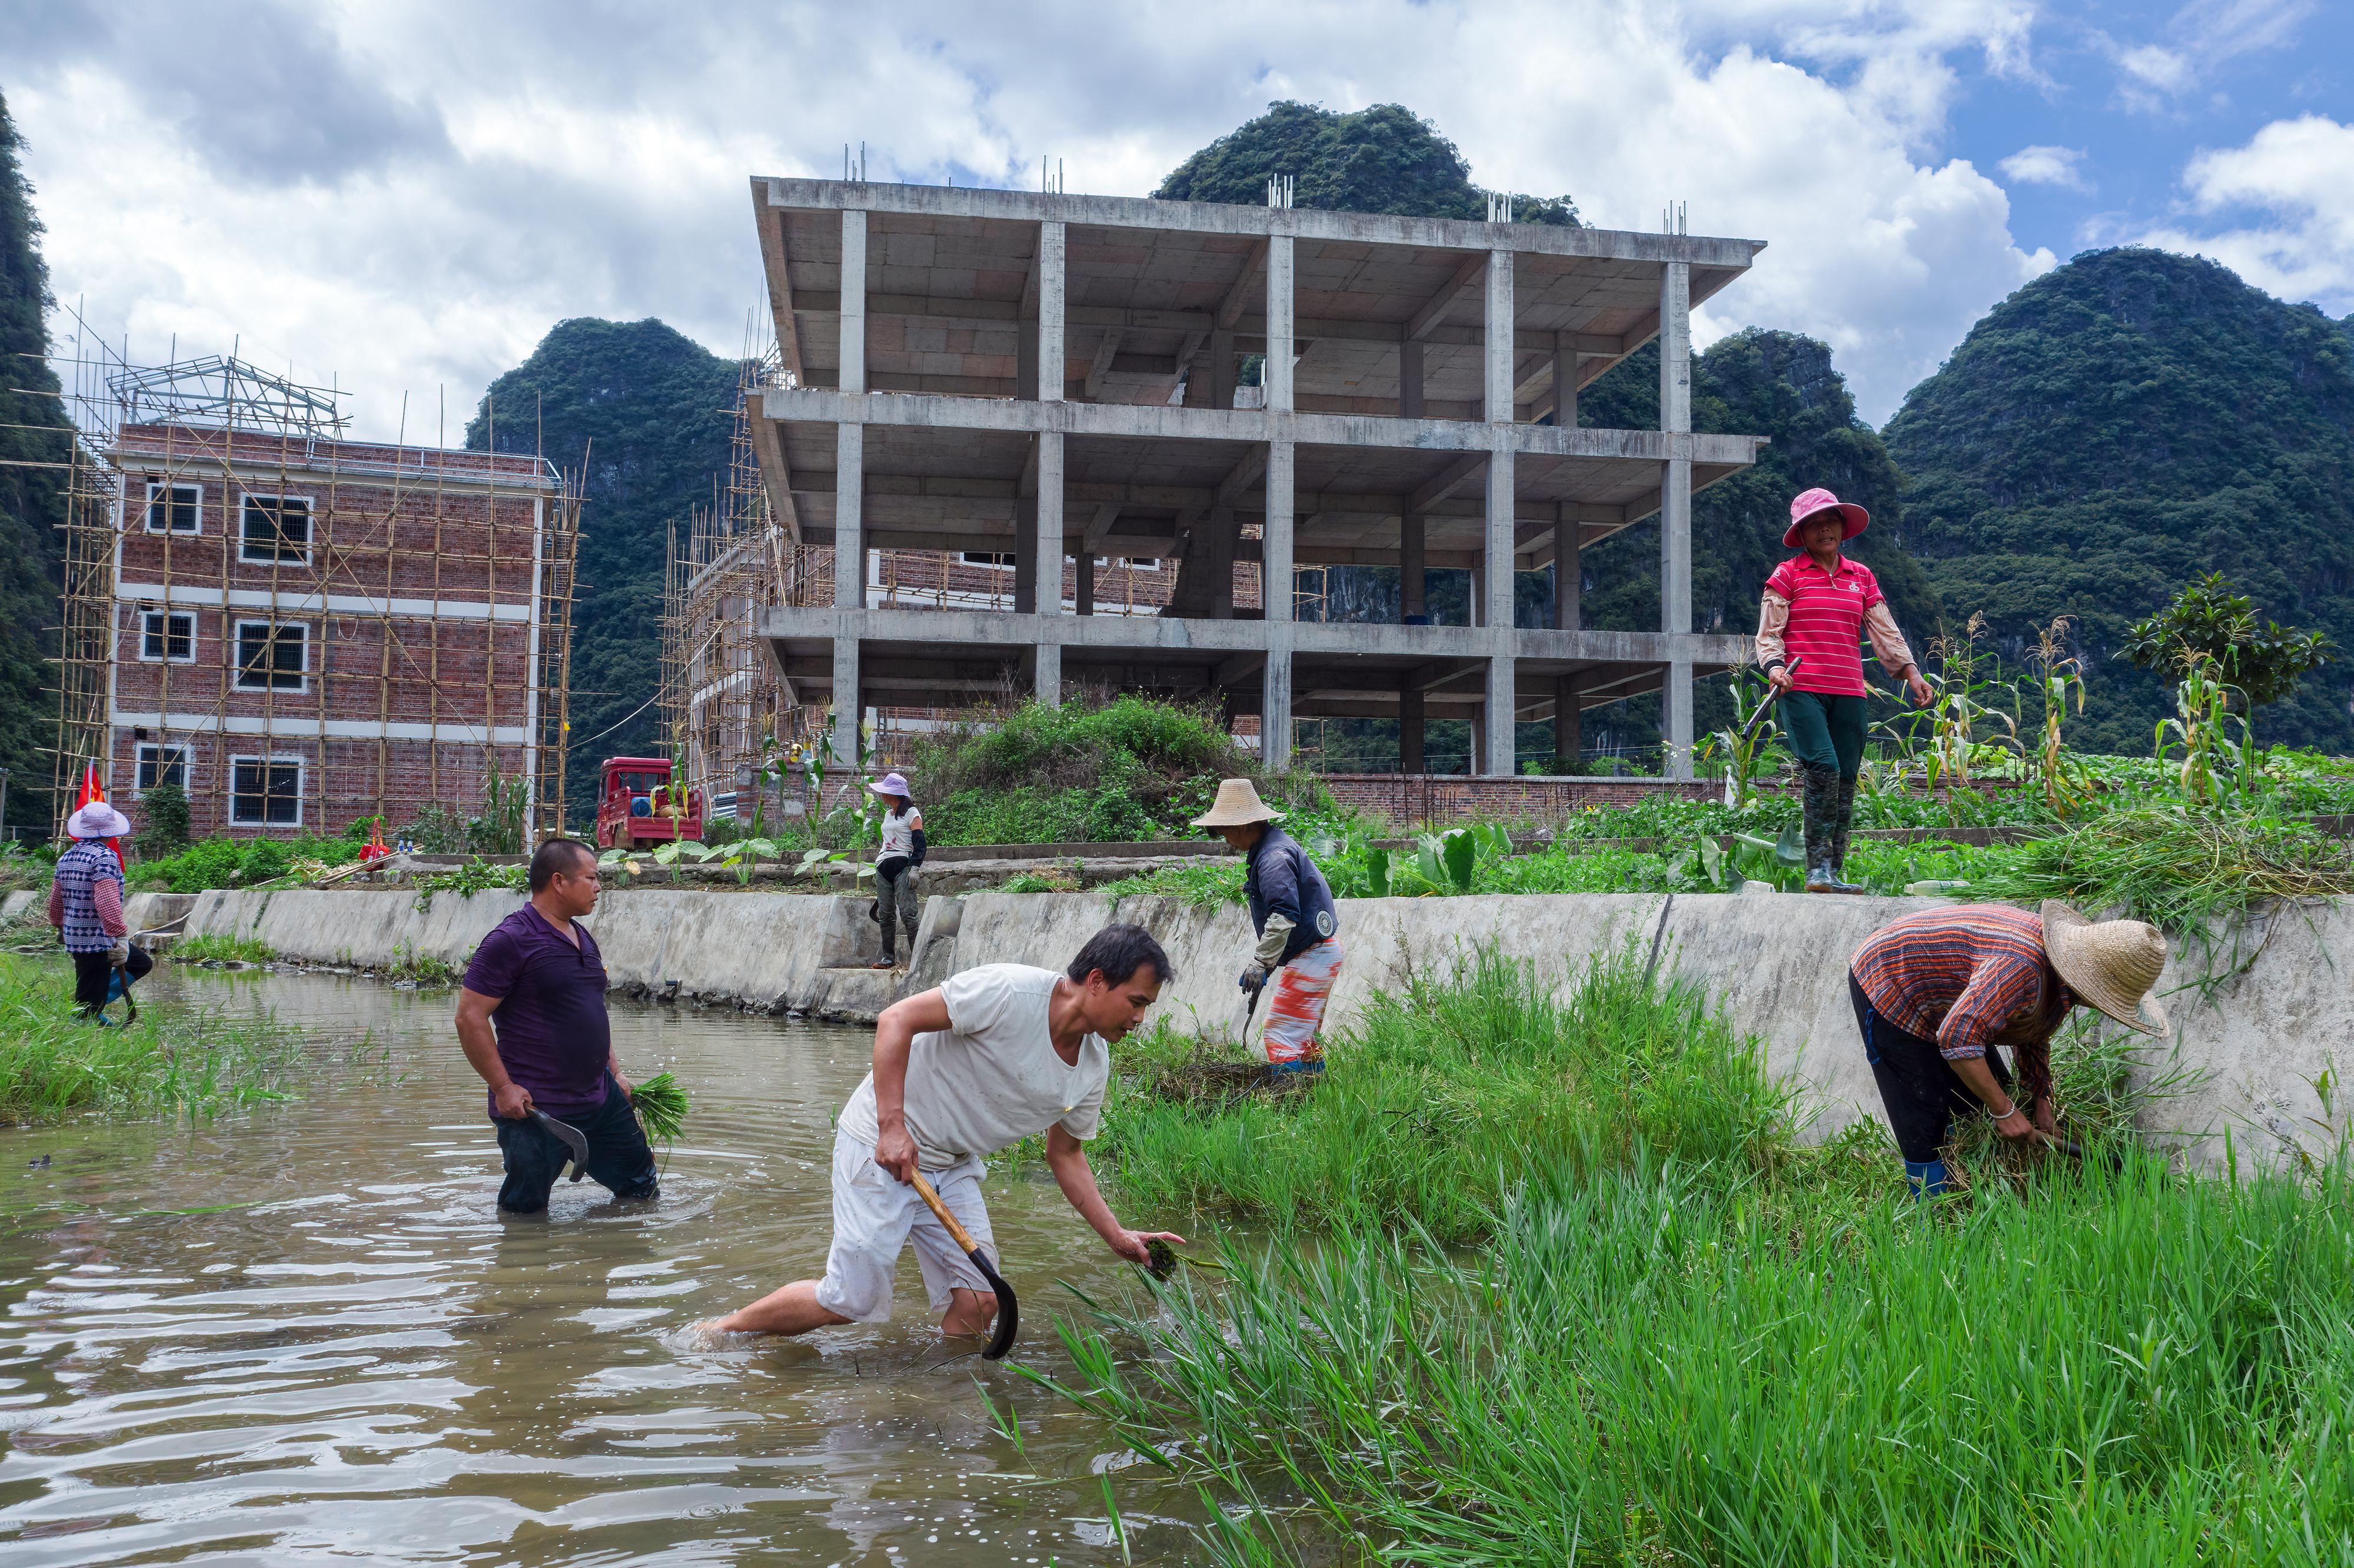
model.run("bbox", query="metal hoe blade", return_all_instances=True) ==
[531,1110,590,1182]
[910,1169,1019,1360]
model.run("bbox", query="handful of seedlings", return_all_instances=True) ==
[632,1071,690,1143]
[1141,1239,1225,1280]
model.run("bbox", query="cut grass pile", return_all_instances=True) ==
[171,934,277,964]
[1037,944,2317,1562]
[0,951,309,1119]
[1976,805,2354,930]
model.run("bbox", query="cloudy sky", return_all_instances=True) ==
[6,0,2348,437]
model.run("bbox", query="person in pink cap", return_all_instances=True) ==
[1755,488,1932,893]
[866,772,927,968]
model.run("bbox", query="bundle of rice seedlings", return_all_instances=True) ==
[632,1071,689,1143]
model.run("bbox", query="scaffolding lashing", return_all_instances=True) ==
[4,312,583,843]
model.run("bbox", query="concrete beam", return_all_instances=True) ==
[1409,452,1488,513]
[1215,241,1269,331]
[1083,328,1123,401]
[1407,254,1488,342]
[760,178,1768,271]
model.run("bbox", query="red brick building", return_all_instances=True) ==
[104,421,570,838]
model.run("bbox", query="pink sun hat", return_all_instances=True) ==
[1781,487,1871,548]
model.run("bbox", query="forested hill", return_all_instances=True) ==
[466,319,739,801]
[0,93,71,836]
[1886,247,2354,753]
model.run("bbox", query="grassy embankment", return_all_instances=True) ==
[0,950,310,1119]
[1035,946,2350,1562]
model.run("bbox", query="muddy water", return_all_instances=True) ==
[0,969,1207,1564]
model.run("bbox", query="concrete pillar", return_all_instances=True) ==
[839,211,866,395]
[1038,220,1065,404]
[1075,551,1095,615]
[1659,260,1694,780]
[1555,673,1581,768]
[1207,504,1236,619]
[1553,333,1576,428]
[1485,249,1514,424]
[1036,430,1064,619]
[1554,508,1580,631]
[1400,506,1427,620]
[833,423,864,608]
[1013,495,1038,611]
[1264,437,1294,624]
[1399,337,1424,418]
[1262,638,1292,769]
[1210,328,1234,409]
[1484,657,1517,775]
[830,632,860,774]
[1265,235,1295,412]
[1034,642,1062,708]
[1399,679,1425,774]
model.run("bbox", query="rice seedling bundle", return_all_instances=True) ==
[632,1071,689,1142]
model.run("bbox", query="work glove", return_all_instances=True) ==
[109,938,131,966]
[1239,960,1268,993]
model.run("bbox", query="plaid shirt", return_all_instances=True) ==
[1850,904,2067,1100]
[51,840,126,954]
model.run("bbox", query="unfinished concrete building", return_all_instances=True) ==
[743,177,1761,778]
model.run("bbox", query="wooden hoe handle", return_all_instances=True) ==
[908,1170,981,1254]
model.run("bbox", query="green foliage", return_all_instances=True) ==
[2120,571,2335,710]
[135,783,191,855]
[1099,942,1789,1244]
[0,93,71,837]
[908,696,1295,845]
[1096,858,1246,907]
[1156,101,1576,226]
[1976,807,2354,931]
[411,857,527,906]
[0,950,306,1117]
[170,934,275,964]
[466,319,740,806]
[632,1070,689,1143]
[1888,248,2354,754]
[135,834,360,894]
[1056,1155,2354,1564]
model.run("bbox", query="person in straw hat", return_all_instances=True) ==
[48,800,149,1022]
[865,772,927,970]
[1192,778,1342,1077]
[1848,900,2169,1196]
[1756,486,1933,894]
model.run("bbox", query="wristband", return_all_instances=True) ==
[1990,1101,2021,1123]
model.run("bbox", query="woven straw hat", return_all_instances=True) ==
[2040,900,2169,1036]
[1191,777,1281,829]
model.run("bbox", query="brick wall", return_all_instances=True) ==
[112,727,533,840]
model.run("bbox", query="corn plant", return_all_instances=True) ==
[2154,652,2255,806]
[2026,617,2094,817]
[1700,663,1782,809]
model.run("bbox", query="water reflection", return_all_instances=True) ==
[0,969,1198,1564]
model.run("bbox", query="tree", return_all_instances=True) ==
[2119,572,2334,711]
[0,91,72,837]
[1156,101,1577,225]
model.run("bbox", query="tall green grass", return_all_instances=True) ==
[1049,1153,2354,1564]
[0,952,309,1118]
[1098,943,1791,1245]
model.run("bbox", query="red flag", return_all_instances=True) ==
[75,761,124,869]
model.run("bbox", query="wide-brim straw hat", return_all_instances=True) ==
[1781,485,1870,548]
[2041,900,2170,1036]
[1191,777,1281,829]
[67,802,131,840]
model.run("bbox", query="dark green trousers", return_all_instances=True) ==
[1780,690,1867,873]
[1779,690,1868,778]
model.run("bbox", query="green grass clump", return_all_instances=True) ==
[1051,1154,2354,1565]
[632,1071,689,1142]
[0,951,308,1118]
[1096,858,1246,907]
[1099,942,1790,1245]
[1975,806,2354,929]
[171,934,276,964]
[132,834,362,893]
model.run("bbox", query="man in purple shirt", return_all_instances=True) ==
[456,837,658,1214]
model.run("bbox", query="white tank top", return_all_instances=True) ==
[878,805,922,861]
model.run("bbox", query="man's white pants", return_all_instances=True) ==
[813,1127,995,1323]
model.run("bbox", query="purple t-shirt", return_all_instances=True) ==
[462,904,613,1118]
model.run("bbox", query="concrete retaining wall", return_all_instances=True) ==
[178,884,2349,1173]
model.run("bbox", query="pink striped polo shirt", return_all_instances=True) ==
[1764,554,1881,697]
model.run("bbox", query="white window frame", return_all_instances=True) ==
[134,743,192,796]
[138,607,198,665]
[227,754,305,828]
[237,490,314,565]
[959,550,1017,568]
[142,480,202,535]
[232,618,310,693]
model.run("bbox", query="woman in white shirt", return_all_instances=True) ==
[868,771,926,969]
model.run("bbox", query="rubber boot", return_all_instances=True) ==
[1823,773,1866,894]
[1801,765,1845,893]
[1904,1158,1950,1200]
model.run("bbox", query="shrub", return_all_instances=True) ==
[136,783,191,855]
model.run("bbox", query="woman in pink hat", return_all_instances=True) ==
[866,773,927,968]
[1755,488,1932,893]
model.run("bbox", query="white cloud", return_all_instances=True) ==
[1999,144,2091,191]
[2136,114,2354,312]
[2104,0,2315,111]
[9,0,2059,434]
